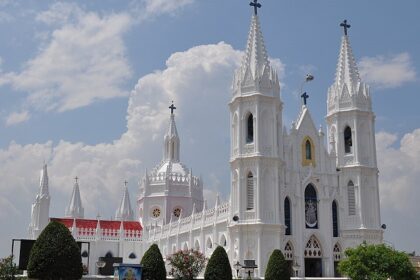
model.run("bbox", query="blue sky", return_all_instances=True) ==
[0,0,419,256]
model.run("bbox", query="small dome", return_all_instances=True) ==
[156,161,189,176]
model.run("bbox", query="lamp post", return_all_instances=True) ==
[292,260,300,277]
[233,261,243,278]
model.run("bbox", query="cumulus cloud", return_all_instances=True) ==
[359,53,416,88]
[131,0,195,21]
[0,42,251,253]
[0,3,132,117]
[5,111,30,126]
[376,129,420,252]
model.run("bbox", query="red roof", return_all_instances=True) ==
[51,218,142,231]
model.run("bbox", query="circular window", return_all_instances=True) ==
[173,207,182,218]
[152,207,161,218]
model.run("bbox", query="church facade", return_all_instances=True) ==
[28,8,383,279]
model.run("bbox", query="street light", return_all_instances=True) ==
[292,260,300,277]
[233,261,243,278]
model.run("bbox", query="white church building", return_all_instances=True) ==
[28,6,383,278]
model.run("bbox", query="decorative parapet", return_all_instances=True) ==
[147,201,230,242]
[71,226,142,242]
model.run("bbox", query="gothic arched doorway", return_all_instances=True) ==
[304,235,322,277]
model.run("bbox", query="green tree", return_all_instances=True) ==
[168,249,206,280]
[339,242,418,280]
[27,221,83,280]
[0,255,19,280]
[140,244,166,280]
[265,249,290,280]
[204,246,232,280]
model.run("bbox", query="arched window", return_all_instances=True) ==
[220,235,227,247]
[332,200,339,237]
[246,113,254,143]
[302,136,315,166]
[284,197,292,235]
[344,126,352,154]
[247,172,254,210]
[347,181,356,215]
[194,240,200,251]
[306,140,312,160]
[304,235,322,258]
[305,184,318,229]
[206,237,213,250]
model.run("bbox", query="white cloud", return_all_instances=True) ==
[131,0,194,21]
[359,53,416,88]
[1,3,132,116]
[0,42,246,253]
[376,129,420,252]
[36,2,83,25]
[5,111,30,126]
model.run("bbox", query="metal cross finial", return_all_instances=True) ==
[340,19,351,36]
[301,92,309,105]
[74,176,79,184]
[124,180,128,187]
[169,101,176,115]
[249,0,261,15]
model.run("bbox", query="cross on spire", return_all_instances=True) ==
[301,92,309,105]
[169,101,176,115]
[340,19,351,36]
[74,176,79,184]
[124,180,128,187]
[249,0,261,15]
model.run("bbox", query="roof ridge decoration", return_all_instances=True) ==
[115,181,134,221]
[65,177,84,219]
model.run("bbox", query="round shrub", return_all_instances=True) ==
[265,249,290,280]
[27,221,83,280]
[204,246,232,280]
[140,244,166,280]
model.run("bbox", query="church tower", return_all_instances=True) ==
[326,21,382,244]
[229,2,283,277]
[29,164,51,239]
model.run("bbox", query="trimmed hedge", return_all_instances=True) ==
[140,244,166,280]
[265,249,290,280]
[204,246,232,280]
[27,221,83,280]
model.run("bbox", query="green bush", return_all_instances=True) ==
[265,249,290,280]
[204,246,232,280]
[339,242,418,280]
[0,255,19,280]
[140,244,166,280]
[27,221,83,280]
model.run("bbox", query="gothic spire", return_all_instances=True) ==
[164,103,180,162]
[115,181,134,221]
[242,14,270,81]
[334,22,361,92]
[65,177,84,218]
[328,20,371,114]
[232,12,279,97]
[39,163,49,196]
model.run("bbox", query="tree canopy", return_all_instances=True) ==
[339,242,419,280]
[27,221,83,280]
[140,244,166,280]
[265,249,290,280]
[204,246,232,280]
